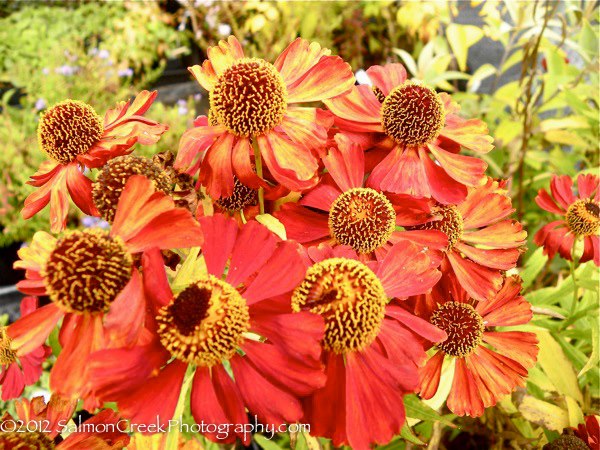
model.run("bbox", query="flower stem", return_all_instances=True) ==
[569,239,580,317]
[166,365,195,450]
[252,139,265,215]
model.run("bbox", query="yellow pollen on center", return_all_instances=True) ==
[430,302,484,358]
[328,187,396,254]
[381,81,445,146]
[566,199,600,237]
[210,58,287,137]
[44,229,132,314]
[37,100,103,164]
[292,258,387,354]
[0,327,17,365]
[156,275,250,367]
[0,431,55,449]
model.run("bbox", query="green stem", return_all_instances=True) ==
[165,365,195,450]
[252,139,265,215]
[569,239,580,317]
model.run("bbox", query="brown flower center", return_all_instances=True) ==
[382,82,445,146]
[92,155,172,223]
[430,302,484,357]
[292,258,387,353]
[328,188,396,254]
[0,327,17,365]
[544,435,590,450]
[216,177,258,211]
[414,205,463,249]
[372,86,386,103]
[44,229,132,314]
[566,199,600,237]
[157,276,250,367]
[210,58,287,136]
[0,431,55,449]
[37,100,103,164]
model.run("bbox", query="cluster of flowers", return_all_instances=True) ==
[1,36,599,449]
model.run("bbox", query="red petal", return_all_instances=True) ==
[428,142,487,187]
[323,85,382,130]
[446,358,484,417]
[419,350,445,399]
[447,251,503,302]
[418,146,468,204]
[274,203,331,244]
[368,146,431,197]
[174,123,227,173]
[550,175,576,209]
[8,304,63,354]
[462,220,527,248]
[199,132,235,199]
[455,242,520,271]
[483,331,538,369]
[274,38,330,86]
[198,214,239,277]
[287,55,354,103]
[322,135,365,192]
[535,188,565,215]
[577,173,599,199]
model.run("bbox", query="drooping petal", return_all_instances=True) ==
[199,132,236,199]
[482,331,538,369]
[65,164,99,216]
[189,60,218,91]
[368,146,431,198]
[446,358,484,417]
[455,242,520,271]
[476,276,532,326]
[257,131,319,192]
[231,137,265,189]
[274,203,331,244]
[550,175,576,209]
[419,351,446,401]
[428,142,487,187]
[366,64,407,95]
[438,98,494,153]
[141,247,174,311]
[462,220,527,248]
[577,173,599,199]
[174,123,227,173]
[198,214,239,277]
[278,109,331,158]
[190,367,248,445]
[299,182,341,211]
[418,146,468,204]
[447,251,503,302]
[286,55,354,103]
[535,188,565,215]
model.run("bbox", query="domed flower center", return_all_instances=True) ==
[210,58,287,137]
[0,327,17,365]
[414,205,463,249]
[157,276,250,367]
[381,82,445,146]
[329,188,396,254]
[44,230,132,314]
[37,100,103,164]
[292,258,387,353]
[430,302,484,357]
[566,199,600,237]
[216,177,258,211]
[545,435,590,450]
[0,431,55,449]
[92,155,172,223]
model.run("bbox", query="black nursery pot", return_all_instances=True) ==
[0,241,25,322]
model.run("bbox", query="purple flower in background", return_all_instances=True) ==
[42,67,50,75]
[118,68,134,77]
[98,49,110,59]
[217,24,232,36]
[34,98,47,111]
[55,65,78,76]
[194,93,203,101]
[177,99,189,116]
[81,216,110,229]
[89,47,99,56]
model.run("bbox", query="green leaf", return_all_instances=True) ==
[565,395,584,428]
[256,214,287,240]
[467,63,496,92]
[400,423,424,445]
[536,331,583,403]
[518,395,569,431]
[170,247,203,293]
[393,48,418,77]
[445,24,484,71]
[404,394,455,427]
[520,248,548,289]
[255,434,285,450]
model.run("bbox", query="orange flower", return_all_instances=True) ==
[275,134,447,261]
[534,174,599,266]
[405,178,526,302]
[324,64,494,204]
[0,297,51,400]
[10,176,202,405]
[22,91,168,232]
[412,275,538,417]
[89,215,325,445]
[0,394,129,449]
[175,36,355,198]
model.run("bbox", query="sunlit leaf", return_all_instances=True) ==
[518,395,569,431]
[446,23,484,71]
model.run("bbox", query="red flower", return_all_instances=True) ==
[175,36,355,198]
[275,134,447,261]
[575,416,600,449]
[324,64,494,203]
[0,394,129,449]
[413,275,538,417]
[404,177,526,302]
[296,242,445,450]
[22,91,168,232]
[535,174,599,266]
[0,297,51,400]
[10,175,202,405]
[89,215,325,445]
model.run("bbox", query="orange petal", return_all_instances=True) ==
[8,303,63,355]
[366,64,407,95]
[428,142,487,187]
[447,358,484,417]
[483,331,538,369]
[447,251,503,302]
[419,351,445,399]
[439,113,494,154]
[206,36,244,76]
[323,85,382,130]
[322,134,365,192]
[199,132,236,199]
[287,55,354,103]
[274,38,331,86]
[189,60,218,91]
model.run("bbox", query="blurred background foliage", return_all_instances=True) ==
[0,1,598,449]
